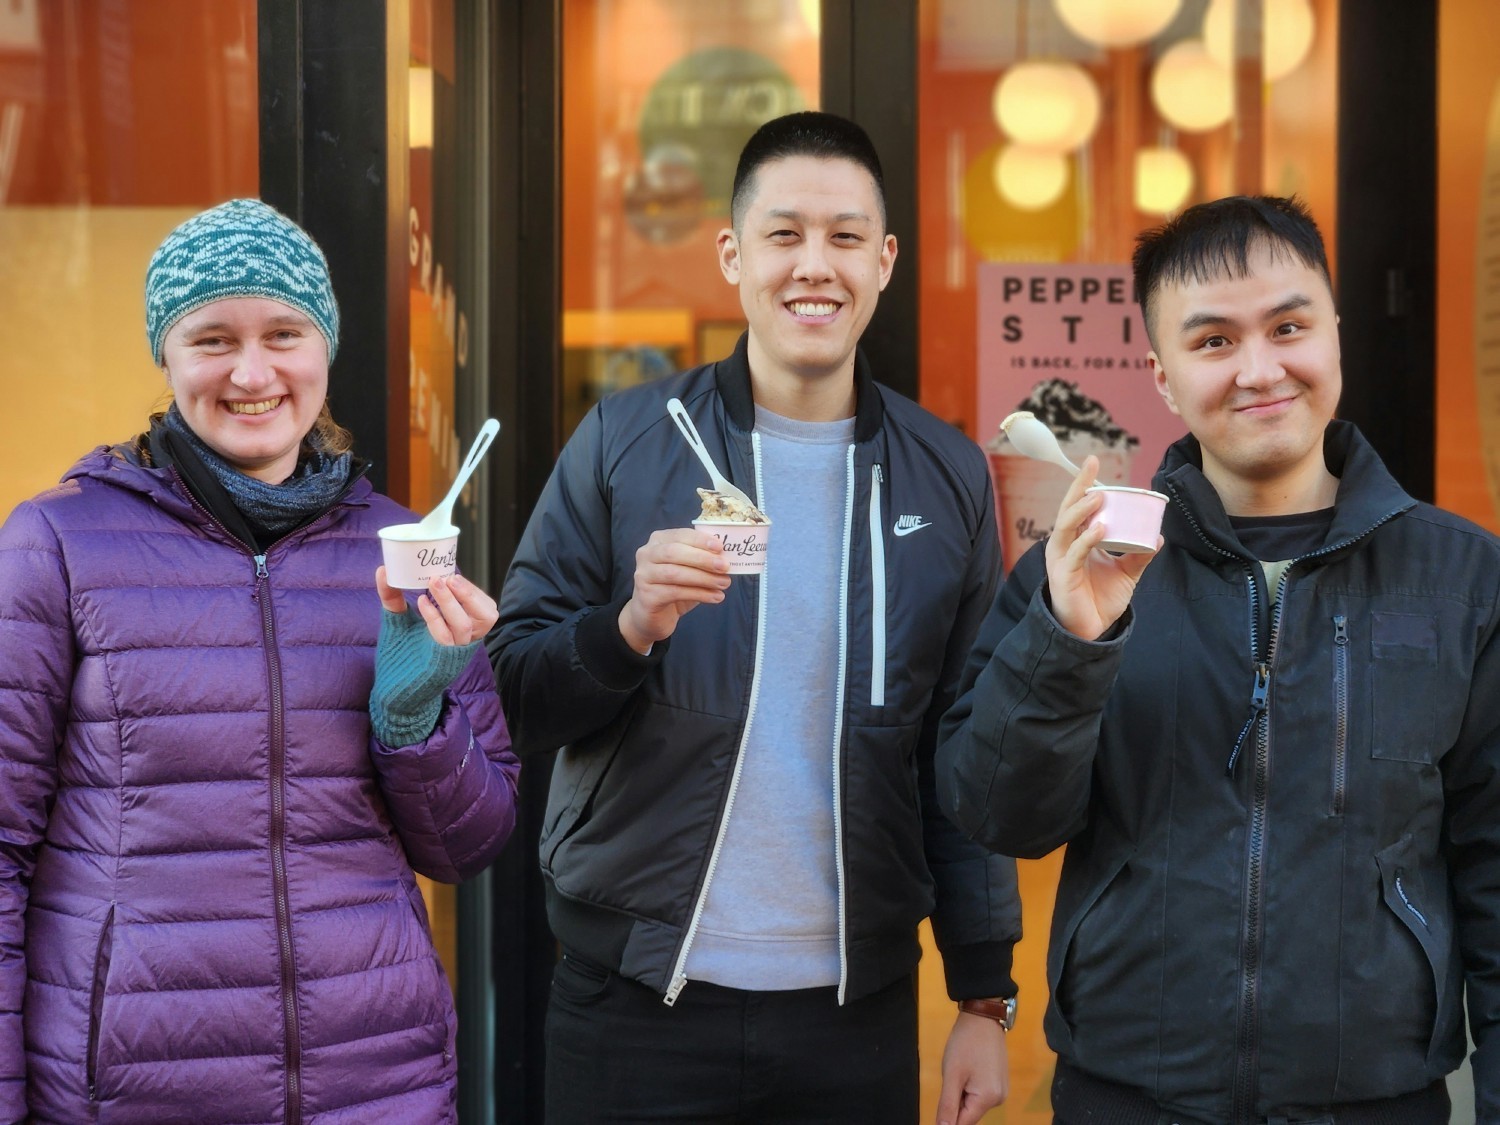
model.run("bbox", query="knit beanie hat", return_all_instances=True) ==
[145,198,340,364]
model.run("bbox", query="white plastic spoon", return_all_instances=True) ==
[1000,410,1081,476]
[415,418,501,534]
[666,397,757,508]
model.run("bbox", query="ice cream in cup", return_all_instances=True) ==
[378,522,461,589]
[375,418,500,589]
[1081,485,1168,553]
[692,487,771,574]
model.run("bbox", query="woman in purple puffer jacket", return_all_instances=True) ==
[0,200,520,1124]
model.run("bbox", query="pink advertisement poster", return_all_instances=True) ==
[976,263,1183,570]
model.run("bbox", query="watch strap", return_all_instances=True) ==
[957,996,1015,1029]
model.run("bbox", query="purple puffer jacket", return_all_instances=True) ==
[0,446,520,1125]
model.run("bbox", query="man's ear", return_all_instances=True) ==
[877,233,897,292]
[1149,352,1181,416]
[717,228,740,285]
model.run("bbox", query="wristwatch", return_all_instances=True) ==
[958,996,1016,1031]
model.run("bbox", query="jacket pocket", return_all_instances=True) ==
[1370,612,1439,763]
[87,905,115,1101]
[540,710,634,874]
[1047,847,1135,1053]
[1372,837,1457,1070]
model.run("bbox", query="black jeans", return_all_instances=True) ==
[544,952,920,1124]
[1051,1060,1451,1125]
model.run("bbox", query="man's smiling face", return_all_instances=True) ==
[717,154,896,392]
[1148,239,1342,499]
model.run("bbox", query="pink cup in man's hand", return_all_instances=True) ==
[1081,485,1168,554]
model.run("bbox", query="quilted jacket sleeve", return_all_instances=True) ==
[920,453,1023,1001]
[936,542,1130,860]
[369,647,520,883]
[0,502,72,1124]
[490,404,662,756]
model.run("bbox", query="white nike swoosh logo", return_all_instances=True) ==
[893,521,932,537]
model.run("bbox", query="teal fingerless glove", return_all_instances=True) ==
[369,605,482,746]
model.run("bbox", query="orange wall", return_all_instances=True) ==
[1436,0,1500,532]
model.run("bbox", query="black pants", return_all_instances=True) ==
[544,952,920,1124]
[1051,1060,1451,1125]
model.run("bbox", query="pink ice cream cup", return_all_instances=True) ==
[1082,485,1168,554]
[693,519,771,575]
[378,522,460,589]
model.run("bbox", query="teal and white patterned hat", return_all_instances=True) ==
[145,198,340,364]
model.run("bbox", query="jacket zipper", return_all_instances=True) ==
[257,552,304,1125]
[161,467,360,1123]
[1166,484,1409,1124]
[1232,566,1276,1122]
[86,905,115,1100]
[665,432,771,1005]
[832,445,857,1002]
[1331,615,1349,816]
[868,463,886,707]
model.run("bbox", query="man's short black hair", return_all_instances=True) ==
[1132,195,1332,344]
[730,111,887,233]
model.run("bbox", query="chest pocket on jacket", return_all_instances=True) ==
[1370,612,1439,764]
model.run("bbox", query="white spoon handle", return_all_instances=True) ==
[421,418,500,529]
[666,397,755,505]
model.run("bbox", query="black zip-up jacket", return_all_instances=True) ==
[492,336,1020,1005]
[937,422,1500,1120]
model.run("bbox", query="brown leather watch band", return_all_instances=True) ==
[957,996,1016,1029]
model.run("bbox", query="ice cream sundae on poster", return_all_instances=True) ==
[976,262,1182,573]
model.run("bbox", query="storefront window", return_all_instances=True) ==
[0,0,257,517]
[560,0,819,440]
[405,0,495,991]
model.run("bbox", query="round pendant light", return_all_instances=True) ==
[993,145,1071,211]
[1134,146,1194,214]
[1150,40,1233,132]
[992,60,1102,152]
[1052,0,1183,48]
[1203,0,1315,82]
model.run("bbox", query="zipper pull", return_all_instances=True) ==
[251,554,268,598]
[1227,663,1271,775]
[1334,615,1348,645]
[664,974,687,1006]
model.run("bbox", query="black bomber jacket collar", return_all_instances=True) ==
[1154,420,1417,568]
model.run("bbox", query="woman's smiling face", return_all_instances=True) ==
[160,296,330,483]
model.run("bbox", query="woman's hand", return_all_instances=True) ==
[376,568,498,647]
[1044,455,1160,642]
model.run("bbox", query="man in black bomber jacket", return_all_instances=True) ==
[938,195,1500,1123]
[492,112,1021,1124]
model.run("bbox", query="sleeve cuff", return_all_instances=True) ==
[574,597,667,692]
[939,940,1018,1002]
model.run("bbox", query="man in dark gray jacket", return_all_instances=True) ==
[938,195,1500,1122]
[493,112,1021,1124]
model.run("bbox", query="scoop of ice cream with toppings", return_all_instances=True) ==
[989,378,1137,482]
[696,487,769,524]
